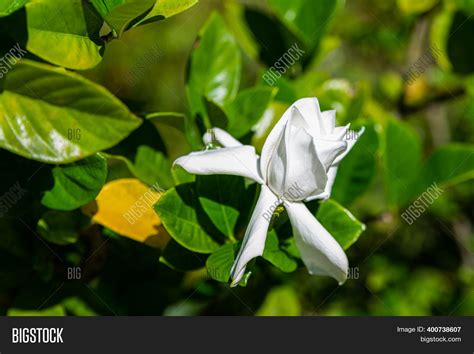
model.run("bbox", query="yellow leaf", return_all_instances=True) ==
[82,178,170,248]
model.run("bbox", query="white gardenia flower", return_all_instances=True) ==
[174,97,364,286]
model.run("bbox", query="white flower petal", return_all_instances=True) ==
[203,127,242,148]
[320,110,336,135]
[266,108,327,201]
[286,201,348,284]
[230,185,279,286]
[260,98,322,180]
[305,166,337,201]
[174,146,264,183]
[314,139,347,171]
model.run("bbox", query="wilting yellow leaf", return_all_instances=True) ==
[82,178,170,248]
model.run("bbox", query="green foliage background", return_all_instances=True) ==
[0,0,473,316]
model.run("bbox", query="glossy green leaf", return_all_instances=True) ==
[196,175,245,240]
[37,210,84,245]
[420,144,474,189]
[0,0,26,17]
[316,199,365,250]
[256,286,301,316]
[262,231,298,273]
[383,118,422,207]
[154,183,223,253]
[225,87,276,138]
[206,242,240,282]
[91,0,154,36]
[133,0,198,28]
[41,154,107,211]
[24,0,103,70]
[0,60,142,163]
[187,12,241,121]
[332,123,379,205]
[268,0,340,49]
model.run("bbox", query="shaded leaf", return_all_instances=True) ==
[154,183,223,253]
[41,154,107,211]
[383,118,422,207]
[332,123,378,205]
[262,230,298,273]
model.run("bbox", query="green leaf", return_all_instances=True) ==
[256,286,301,316]
[332,123,379,205]
[8,304,66,316]
[224,87,276,138]
[37,210,84,245]
[0,0,26,17]
[187,12,241,121]
[397,0,438,15]
[147,112,200,154]
[0,60,142,163]
[133,0,198,28]
[316,199,365,250]
[262,230,298,273]
[133,146,174,189]
[268,0,340,50]
[196,175,245,240]
[420,144,474,189]
[206,242,240,282]
[90,0,155,36]
[24,0,103,70]
[383,118,422,208]
[41,154,107,211]
[154,183,223,253]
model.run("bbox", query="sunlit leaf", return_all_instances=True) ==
[0,60,142,163]
[24,0,103,70]
[256,286,301,316]
[187,12,241,122]
[224,87,276,138]
[133,0,198,28]
[0,0,26,17]
[91,0,155,36]
[316,199,365,250]
[268,0,341,50]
